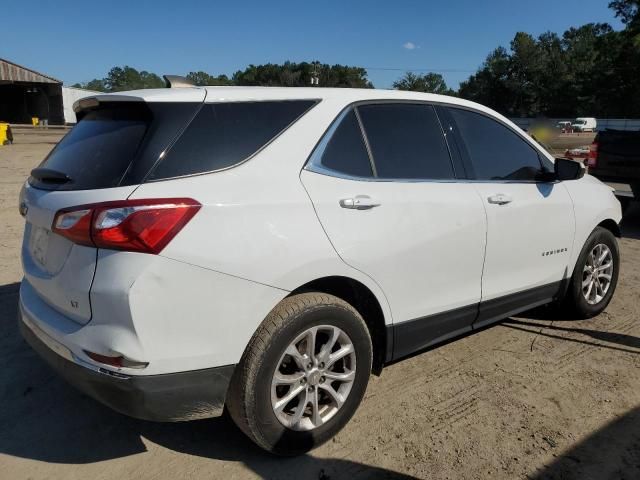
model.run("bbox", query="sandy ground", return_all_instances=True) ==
[1,132,639,480]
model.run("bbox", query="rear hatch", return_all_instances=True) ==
[21,93,204,324]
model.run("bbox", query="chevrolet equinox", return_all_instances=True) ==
[18,80,622,455]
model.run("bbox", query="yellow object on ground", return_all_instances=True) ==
[528,122,560,151]
[31,117,39,126]
[0,122,12,145]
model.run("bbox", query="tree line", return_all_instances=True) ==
[457,0,639,117]
[72,62,372,92]
[73,0,639,118]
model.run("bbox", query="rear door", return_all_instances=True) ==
[443,106,575,327]
[301,103,487,358]
[21,98,204,324]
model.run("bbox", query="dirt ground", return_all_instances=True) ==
[1,131,639,480]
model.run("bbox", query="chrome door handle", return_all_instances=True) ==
[487,193,513,205]
[339,195,381,210]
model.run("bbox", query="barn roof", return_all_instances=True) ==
[0,58,61,84]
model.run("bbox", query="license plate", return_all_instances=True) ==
[31,226,50,267]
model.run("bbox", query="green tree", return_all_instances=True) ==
[458,46,513,113]
[560,24,608,115]
[186,71,233,86]
[232,61,372,88]
[535,31,570,116]
[457,14,640,118]
[103,66,164,91]
[507,32,546,116]
[74,66,164,92]
[609,0,640,30]
[71,79,107,92]
[392,72,454,95]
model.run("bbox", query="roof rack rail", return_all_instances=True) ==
[163,75,195,88]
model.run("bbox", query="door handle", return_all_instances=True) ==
[339,195,381,210]
[487,193,513,205]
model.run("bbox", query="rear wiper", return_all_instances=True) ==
[30,168,72,184]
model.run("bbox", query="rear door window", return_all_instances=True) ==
[448,107,543,181]
[148,100,317,180]
[356,104,454,180]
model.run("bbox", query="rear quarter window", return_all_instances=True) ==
[147,100,317,180]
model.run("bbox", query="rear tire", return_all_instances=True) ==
[562,227,620,319]
[226,292,372,456]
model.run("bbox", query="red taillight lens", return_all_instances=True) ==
[52,198,201,254]
[587,141,598,168]
[53,208,94,247]
[92,199,201,253]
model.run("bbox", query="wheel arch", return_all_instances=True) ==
[289,276,391,375]
[597,218,621,238]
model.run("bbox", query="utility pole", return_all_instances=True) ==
[310,61,320,86]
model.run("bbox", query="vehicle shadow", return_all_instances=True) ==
[0,281,415,479]
[502,318,640,355]
[530,406,640,480]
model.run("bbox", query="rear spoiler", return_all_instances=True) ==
[72,75,196,113]
[72,76,200,114]
[72,95,144,113]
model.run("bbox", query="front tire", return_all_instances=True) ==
[563,226,620,319]
[226,292,372,456]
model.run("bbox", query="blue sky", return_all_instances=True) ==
[4,0,623,89]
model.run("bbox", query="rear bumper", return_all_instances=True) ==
[20,313,235,422]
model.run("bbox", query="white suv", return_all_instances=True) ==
[18,82,622,455]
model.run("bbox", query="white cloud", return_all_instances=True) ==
[403,41,418,50]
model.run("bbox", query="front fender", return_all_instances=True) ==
[563,175,623,275]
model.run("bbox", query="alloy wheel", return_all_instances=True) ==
[270,325,357,431]
[582,243,614,305]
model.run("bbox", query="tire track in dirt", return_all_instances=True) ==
[429,395,480,434]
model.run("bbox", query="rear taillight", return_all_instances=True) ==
[52,198,201,254]
[587,141,598,168]
[53,209,94,246]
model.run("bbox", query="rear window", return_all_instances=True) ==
[33,105,149,190]
[147,100,317,180]
[30,102,200,191]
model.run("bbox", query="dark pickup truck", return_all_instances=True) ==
[588,129,640,210]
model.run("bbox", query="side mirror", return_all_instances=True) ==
[555,157,585,181]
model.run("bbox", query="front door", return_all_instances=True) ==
[444,106,575,327]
